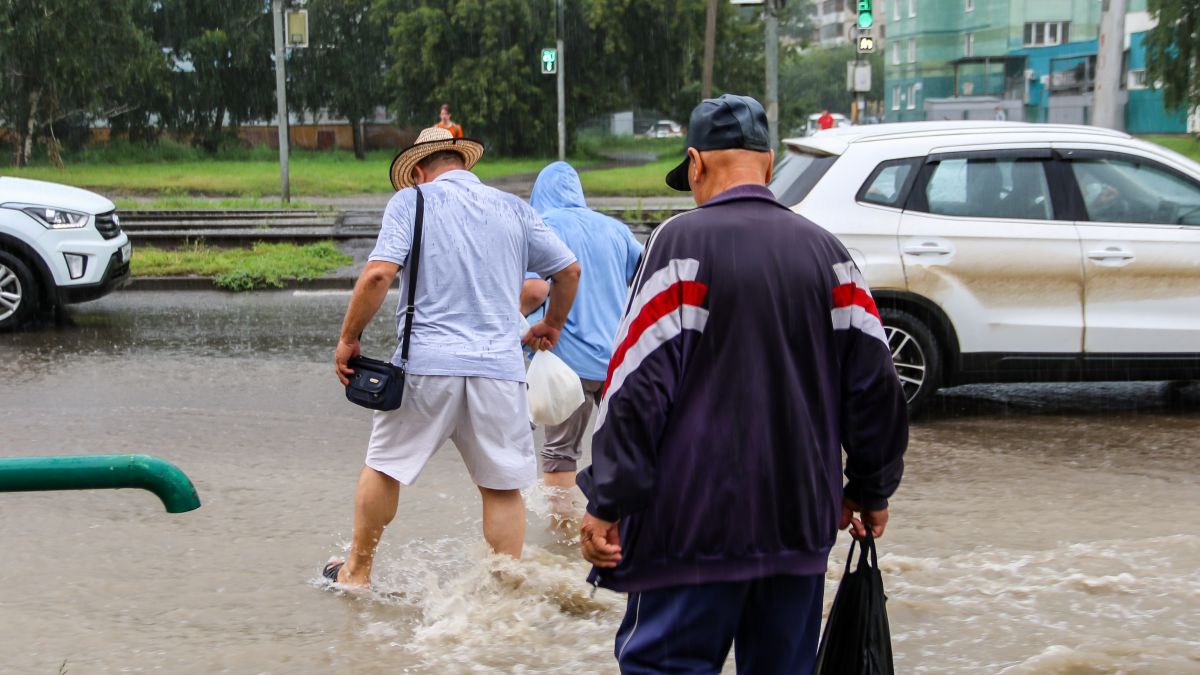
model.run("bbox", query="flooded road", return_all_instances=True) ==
[2,291,1198,673]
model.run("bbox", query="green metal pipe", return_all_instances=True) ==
[0,454,201,513]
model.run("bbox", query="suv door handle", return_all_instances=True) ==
[1086,246,1135,262]
[902,242,953,256]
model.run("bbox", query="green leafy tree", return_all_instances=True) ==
[289,0,390,159]
[153,0,275,153]
[376,0,773,155]
[0,0,165,165]
[1144,0,1200,117]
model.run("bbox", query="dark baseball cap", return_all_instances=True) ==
[665,94,771,192]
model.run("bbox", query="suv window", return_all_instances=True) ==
[769,150,837,206]
[858,159,919,207]
[1069,156,1200,226]
[921,157,1053,220]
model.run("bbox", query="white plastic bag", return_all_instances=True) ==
[526,350,585,426]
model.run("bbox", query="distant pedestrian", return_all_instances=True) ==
[577,94,908,673]
[994,105,1007,121]
[523,162,643,521]
[817,108,835,130]
[325,127,581,588]
[436,103,464,138]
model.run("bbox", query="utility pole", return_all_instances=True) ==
[702,0,718,99]
[1093,0,1127,130]
[271,0,290,203]
[764,0,779,149]
[556,0,566,161]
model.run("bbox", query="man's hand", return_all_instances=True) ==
[334,337,362,386]
[580,512,622,568]
[522,320,562,352]
[839,498,889,540]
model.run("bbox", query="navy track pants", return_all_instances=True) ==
[614,574,824,675]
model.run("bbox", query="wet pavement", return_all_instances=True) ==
[1,291,1198,673]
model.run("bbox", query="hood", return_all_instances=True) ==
[0,176,115,215]
[530,161,587,214]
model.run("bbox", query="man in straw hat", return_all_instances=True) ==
[325,126,581,588]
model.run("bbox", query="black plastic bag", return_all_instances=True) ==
[814,532,895,675]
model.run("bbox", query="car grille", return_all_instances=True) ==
[95,210,121,240]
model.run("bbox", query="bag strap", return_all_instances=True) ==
[398,186,424,371]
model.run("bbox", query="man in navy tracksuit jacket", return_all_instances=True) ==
[577,95,908,674]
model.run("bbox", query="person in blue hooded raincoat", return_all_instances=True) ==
[524,161,643,517]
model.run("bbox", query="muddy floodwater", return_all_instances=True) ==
[1,291,1198,673]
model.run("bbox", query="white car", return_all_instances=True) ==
[645,120,683,138]
[769,121,1200,413]
[0,177,131,330]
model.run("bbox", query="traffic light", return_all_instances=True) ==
[857,35,875,53]
[541,48,558,75]
[857,0,874,29]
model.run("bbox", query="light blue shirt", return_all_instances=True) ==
[370,170,576,382]
[529,162,643,382]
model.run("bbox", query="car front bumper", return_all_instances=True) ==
[59,249,131,304]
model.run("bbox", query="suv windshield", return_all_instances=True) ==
[769,149,837,206]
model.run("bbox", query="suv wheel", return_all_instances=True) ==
[879,308,941,417]
[0,250,37,331]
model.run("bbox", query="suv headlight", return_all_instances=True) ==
[23,206,88,229]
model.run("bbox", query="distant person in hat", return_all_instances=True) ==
[324,126,581,588]
[576,94,908,672]
[522,161,643,524]
[436,103,463,139]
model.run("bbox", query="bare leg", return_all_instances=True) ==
[479,486,526,558]
[338,466,400,587]
[542,470,579,528]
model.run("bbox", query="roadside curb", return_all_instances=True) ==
[127,276,356,291]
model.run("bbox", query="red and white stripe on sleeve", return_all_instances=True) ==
[595,257,709,431]
[831,261,887,346]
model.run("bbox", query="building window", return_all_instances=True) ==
[892,0,901,21]
[965,33,974,57]
[892,85,901,111]
[908,0,916,18]
[891,42,901,65]
[907,38,916,63]
[1024,21,1071,46]
[965,0,974,10]
[907,83,917,110]
[1127,69,1148,90]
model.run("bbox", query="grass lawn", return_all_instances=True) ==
[1141,135,1200,163]
[578,157,681,197]
[132,241,353,291]
[1,151,577,198]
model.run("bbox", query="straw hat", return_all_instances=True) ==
[389,127,485,190]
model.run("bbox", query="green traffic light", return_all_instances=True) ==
[858,11,874,29]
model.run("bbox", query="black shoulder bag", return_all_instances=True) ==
[344,186,425,411]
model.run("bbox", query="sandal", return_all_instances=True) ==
[321,560,344,584]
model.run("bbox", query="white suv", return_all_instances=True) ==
[0,177,131,330]
[770,121,1200,413]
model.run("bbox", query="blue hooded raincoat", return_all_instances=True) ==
[529,162,644,382]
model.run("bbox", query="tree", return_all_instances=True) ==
[1144,0,1200,117]
[290,0,390,159]
[0,0,165,165]
[375,0,773,155]
[153,0,275,153]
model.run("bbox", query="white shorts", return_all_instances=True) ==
[365,374,535,490]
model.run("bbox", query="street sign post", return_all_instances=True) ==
[286,9,308,48]
[541,48,557,75]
